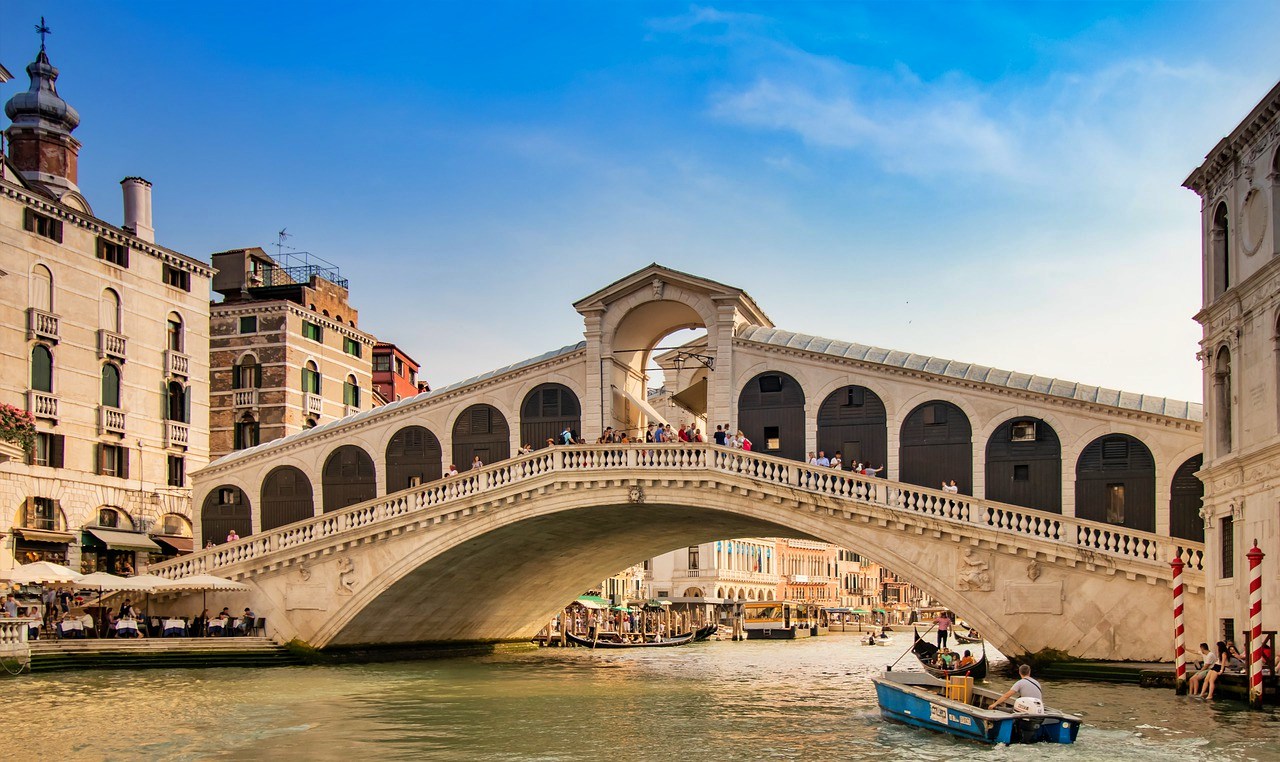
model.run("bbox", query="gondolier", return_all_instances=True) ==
[933,612,952,648]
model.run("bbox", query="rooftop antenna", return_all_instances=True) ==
[274,228,292,260]
[36,17,51,52]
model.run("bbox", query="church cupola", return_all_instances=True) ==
[4,20,83,196]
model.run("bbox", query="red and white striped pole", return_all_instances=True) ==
[1170,554,1188,693]
[1246,542,1265,708]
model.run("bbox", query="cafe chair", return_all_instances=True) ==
[252,617,266,637]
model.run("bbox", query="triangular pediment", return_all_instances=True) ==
[573,263,773,327]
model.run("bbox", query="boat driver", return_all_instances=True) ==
[993,664,1044,713]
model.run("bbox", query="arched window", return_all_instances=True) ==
[301,360,321,394]
[234,413,260,450]
[166,312,184,352]
[17,498,66,531]
[30,345,53,392]
[343,375,360,408]
[159,513,193,537]
[100,288,121,333]
[30,264,53,311]
[166,381,189,423]
[1212,202,1230,298]
[234,354,261,389]
[101,363,121,408]
[96,506,130,529]
[1215,347,1232,454]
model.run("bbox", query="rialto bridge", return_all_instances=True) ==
[167,265,1208,659]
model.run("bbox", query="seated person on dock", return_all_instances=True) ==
[1225,640,1246,671]
[993,664,1044,713]
[1188,642,1213,695]
[956,650,977,670]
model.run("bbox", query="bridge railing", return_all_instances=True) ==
[156,444,1204,579]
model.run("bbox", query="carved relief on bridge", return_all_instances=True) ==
[336,557,358,596]
[956,547,993,592]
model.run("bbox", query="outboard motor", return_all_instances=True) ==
[1013,697,1045,743]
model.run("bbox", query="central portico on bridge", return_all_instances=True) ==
[171,265,1206,658]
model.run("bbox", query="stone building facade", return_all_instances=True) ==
[372,342,425,404]
[777,538,840,604]
[645,538,779,603]
[0,44,211,571]
[208,247,376,460]
[1184,80,1280,645]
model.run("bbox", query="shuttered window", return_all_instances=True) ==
[24,209,63,242]
[1221,517,1234,579]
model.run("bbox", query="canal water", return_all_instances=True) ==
[13,634,1279,760]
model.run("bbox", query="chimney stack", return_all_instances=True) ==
[121,177,154,242]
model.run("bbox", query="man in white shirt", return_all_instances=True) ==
[994,664,1044,712]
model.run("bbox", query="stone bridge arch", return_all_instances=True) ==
[162,447,1205,660]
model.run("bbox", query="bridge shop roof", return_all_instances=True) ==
[737,325,1203,422]
[207,341,588,469]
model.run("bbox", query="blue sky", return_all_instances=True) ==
[4,2,1277,402]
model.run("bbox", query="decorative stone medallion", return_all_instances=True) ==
[628,486,646,504]
[1241,188,1268,256]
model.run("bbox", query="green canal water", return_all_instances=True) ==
[12,635,1279,760]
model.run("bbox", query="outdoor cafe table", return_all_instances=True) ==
[162,619,186,637]
[57,620,83,637]
[115,618,140,636]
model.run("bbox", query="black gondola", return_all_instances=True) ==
[954,631,983,645]
[911,627,988,680]
[693,622,718,642]
[565,629,697,649]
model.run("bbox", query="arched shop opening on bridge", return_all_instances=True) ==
[1075,434,1156,532]
[521,384,581,449]
[452,404,510,468]
[737,371,805,460]
[386,425,443,491]
[900,401,973,494]
[261,466,315,531]
[323,445,376,514]
[985,417,1062,513]
[816,385,888,473]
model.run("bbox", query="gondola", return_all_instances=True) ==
[565,629,697,649]
[954,631,983,645]
[912,628,988,680]
[693,622,718,642]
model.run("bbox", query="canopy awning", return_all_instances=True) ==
[152,535,193,554]
[615,385,668,427]
[669,378,708,417]
[574,596,608,610]
[84,528,161,552]
[873,608,887,614]
[13,528,75,545]
[850,608,871,615]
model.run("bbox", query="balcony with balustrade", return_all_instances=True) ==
[233,389,259,409]
[165,349,190,378]
[26,390,57,421]
[26,308,59,343]
[343,405,359,418]
[97,329,127,363]
[98,406,126,435]
[305,393,323,417]
[166,420,190,449]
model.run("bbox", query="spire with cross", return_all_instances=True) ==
[35,17,51,52]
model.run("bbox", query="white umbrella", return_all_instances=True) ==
[1,560,82,585]
[118,574,170,593]
[154,574,249,592]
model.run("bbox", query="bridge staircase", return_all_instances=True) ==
[27,637,302,673]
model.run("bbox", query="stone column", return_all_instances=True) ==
[581,310,606,442]
[709,302,738,431]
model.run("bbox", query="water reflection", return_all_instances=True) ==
[11,635,1278,760]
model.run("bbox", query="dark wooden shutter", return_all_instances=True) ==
[50,435,64,468]
[52,219,63,243]
[23,209,35,232]
[119,447,129,480]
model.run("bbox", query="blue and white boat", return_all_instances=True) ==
[872,671,1080,745]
